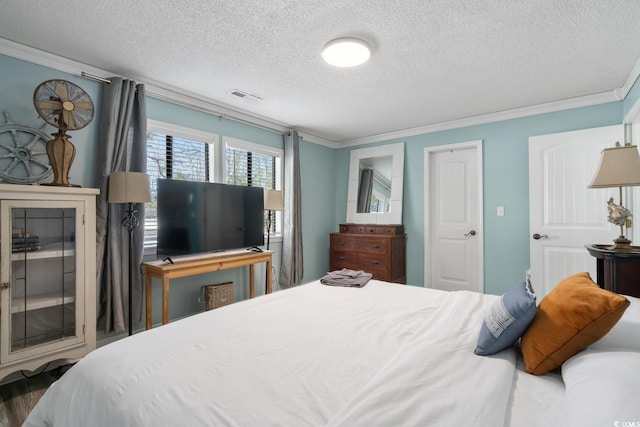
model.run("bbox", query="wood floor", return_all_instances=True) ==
[0,368,64,427]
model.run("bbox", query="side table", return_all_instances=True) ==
[585,244,640,298]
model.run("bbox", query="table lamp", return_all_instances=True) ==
[264,189,283,250]
[589,143,640,250]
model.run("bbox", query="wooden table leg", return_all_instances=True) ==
[162,277,170,325]
[249,264,255,298]
[266,258,272,294]
[145,273,153,329]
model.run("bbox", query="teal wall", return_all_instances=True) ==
[2,50,637,324]
[0,54,102,187]
[334,102,624,295]
[0,53,337,331]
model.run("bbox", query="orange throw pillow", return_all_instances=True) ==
[520,272,629,375]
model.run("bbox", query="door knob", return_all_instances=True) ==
[465,230,477,237]
[532,233,549,240]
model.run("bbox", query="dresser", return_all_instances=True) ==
[330,224,406,284]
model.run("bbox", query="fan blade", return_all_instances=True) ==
[73,101,93,110]
[38,100,63,111]
[62,110,76,129]
[54,81,69,102]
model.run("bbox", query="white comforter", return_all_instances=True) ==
[25,280,516,426]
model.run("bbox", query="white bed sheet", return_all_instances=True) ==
[506,356,567,427]
[326,289,517,427]
[25,280,565,426]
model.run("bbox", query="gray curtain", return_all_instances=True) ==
[95,78,147,333]
[279,130,304,288]
[357,168,374,213]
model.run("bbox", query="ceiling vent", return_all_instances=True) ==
[228,89,262,103]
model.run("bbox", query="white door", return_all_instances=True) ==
[529,125,623,297]
[425,141,483,292]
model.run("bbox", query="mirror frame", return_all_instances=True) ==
[346,142,405,224]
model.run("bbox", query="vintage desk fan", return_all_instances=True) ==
[33,79,94,186]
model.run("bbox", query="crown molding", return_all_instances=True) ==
[143,83,337,148]
[621,56,640,98]
[337,91,622,148]
[0,37,337,148]
[2,37,635,151]
[334,58,640,147]
[0,37,108,79]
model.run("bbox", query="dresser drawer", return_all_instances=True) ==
[330,252,389,278]
[339,223,404,235]
[330,234,390,255]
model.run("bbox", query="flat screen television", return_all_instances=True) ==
[156,179,264,257]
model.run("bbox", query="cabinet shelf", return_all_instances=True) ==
[10,248,75,261]
[11,292,76,314]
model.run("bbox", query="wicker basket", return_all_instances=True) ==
[201,282,234,311]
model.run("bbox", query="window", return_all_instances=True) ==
[144,120,218,254]
[224,137,282,236]
[369,191,386,213]
[143,121,282,255]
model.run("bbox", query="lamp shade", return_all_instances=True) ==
[264,189,283,211]
[589,145,640,188]
[108,172,151,203]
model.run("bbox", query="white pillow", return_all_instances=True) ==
[562,296,640,427]
[562,349,640,427]
[590,294,640,351]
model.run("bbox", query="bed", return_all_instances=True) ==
[24,277,640,426]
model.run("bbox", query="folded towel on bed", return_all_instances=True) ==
[320,269,373,287]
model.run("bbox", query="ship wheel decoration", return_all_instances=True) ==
[33,79,94,186]
[0,111,53,184]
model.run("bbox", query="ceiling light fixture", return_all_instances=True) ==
[321,37,371,68]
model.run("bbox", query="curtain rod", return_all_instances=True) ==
[81,71,111,84]
[81,71,304,140]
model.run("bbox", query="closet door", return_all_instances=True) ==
[529,125,623,297]
[425,141,483,293]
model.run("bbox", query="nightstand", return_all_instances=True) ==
[585,244,640,298]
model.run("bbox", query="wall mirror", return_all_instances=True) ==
[346,142,405,224]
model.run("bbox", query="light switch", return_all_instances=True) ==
[497,206,505,217]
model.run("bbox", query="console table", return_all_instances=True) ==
[585,244,640,298]
[143,249,273,329]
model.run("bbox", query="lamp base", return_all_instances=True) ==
[607,236,633,251]
[42,132,79,187]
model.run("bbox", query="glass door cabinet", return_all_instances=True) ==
[0,185,97,380]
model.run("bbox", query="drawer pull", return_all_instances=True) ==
[372,245,380,248]
[339,242,345,246]
[372,260,380,265]
[338,256,345,260]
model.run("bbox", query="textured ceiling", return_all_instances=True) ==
[1,0,640,144]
